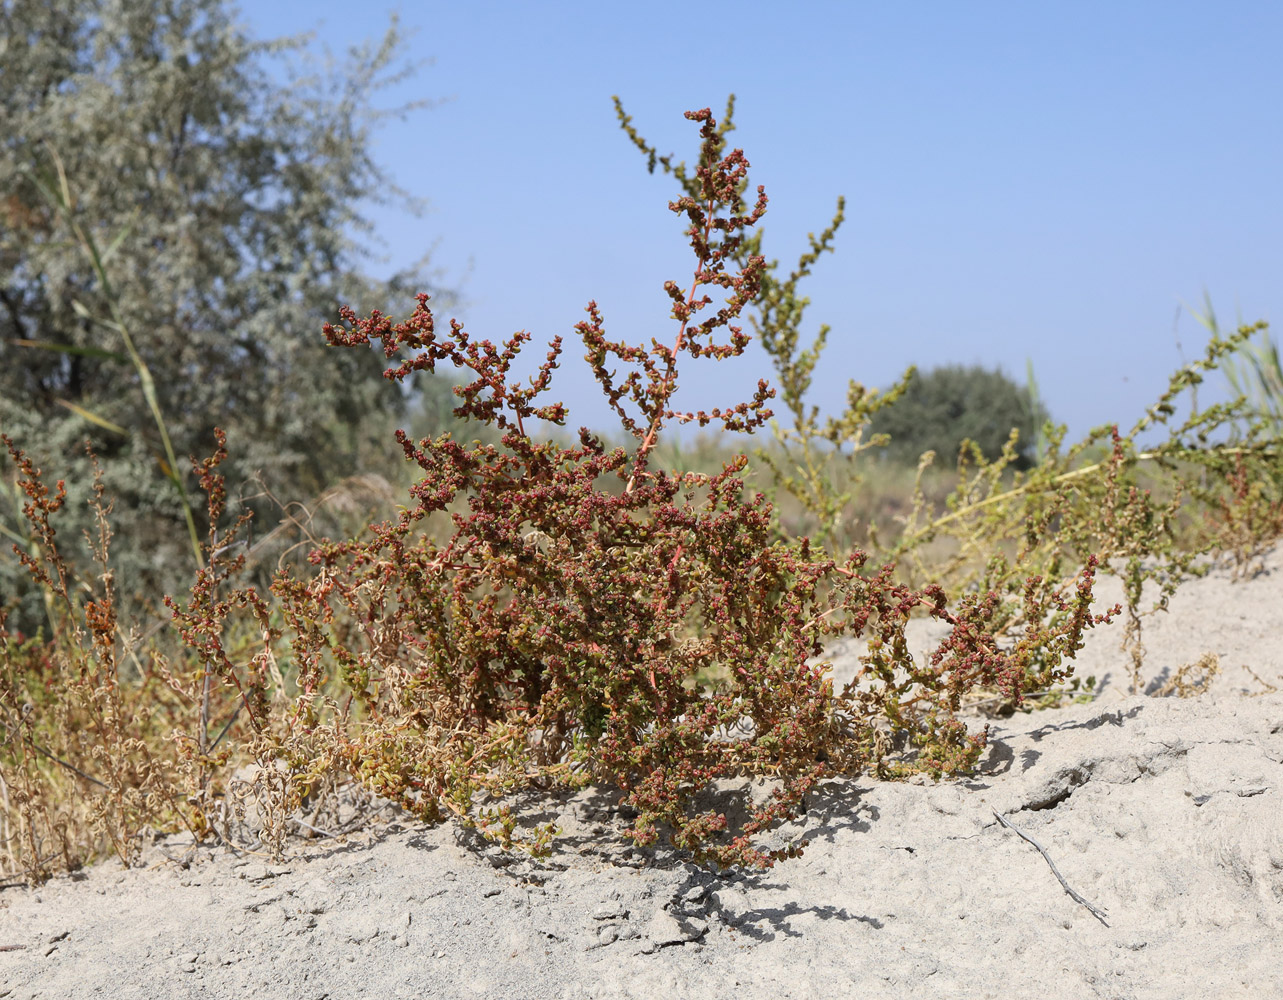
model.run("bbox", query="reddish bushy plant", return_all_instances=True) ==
[257,109,1114,868]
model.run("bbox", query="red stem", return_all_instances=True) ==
[625,197,716,494]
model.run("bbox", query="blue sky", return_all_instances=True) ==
[242,2,1283,451]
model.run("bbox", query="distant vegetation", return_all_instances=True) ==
[865,364,1049,468]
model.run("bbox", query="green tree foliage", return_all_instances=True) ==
[0,0,460,629]
[866,363,1050,468]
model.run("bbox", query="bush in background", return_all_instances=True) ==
[865,364,1049,469]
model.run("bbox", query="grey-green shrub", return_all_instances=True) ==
[0,0,462,633]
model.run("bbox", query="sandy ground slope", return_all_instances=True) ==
[2,546,1280,1000]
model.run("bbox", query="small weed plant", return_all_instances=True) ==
[2,104,1282,882]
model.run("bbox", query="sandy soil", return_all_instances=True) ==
[2,546,1280,999]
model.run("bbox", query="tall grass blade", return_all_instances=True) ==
[1026,356,1050,464]
[1193,297,1283,439]
[20,146,205,569]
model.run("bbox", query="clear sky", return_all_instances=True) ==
[241,1,1283,450]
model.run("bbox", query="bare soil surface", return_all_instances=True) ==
[3,547,1280,999]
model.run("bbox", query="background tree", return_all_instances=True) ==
[866,363,1050,468]
[0,0,464,631]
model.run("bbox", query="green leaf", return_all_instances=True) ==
[54,399,128,436]
[13,338,129,364]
